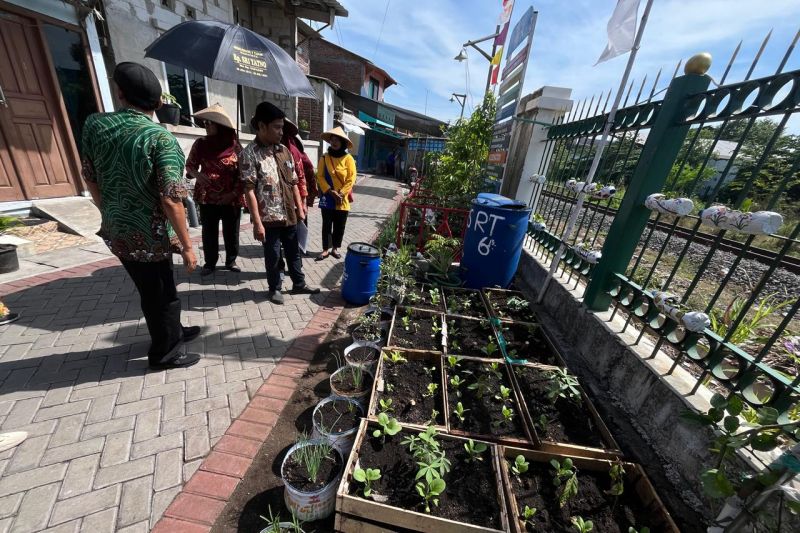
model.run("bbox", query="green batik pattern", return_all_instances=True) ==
[82,109,187,261]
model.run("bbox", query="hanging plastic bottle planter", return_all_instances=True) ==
[644,194,695,217]
[573,243,602,264]
[652,291,710,333]
[592,185,617,199]
[566,179,597,195]
[699,205,783,235]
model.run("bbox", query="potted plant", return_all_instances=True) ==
[298,119,310,140]
[312,396,364,455]
[352,311,384,345]
[343,342,380,371]
[423,235,462,287]
[156,93,181,126]
[281,434,343,521]
[0,215,21,274]
[329,361,375,405]
[259,506,306,533]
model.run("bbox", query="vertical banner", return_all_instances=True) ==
[489,0,515,87]
[486,6,538,188]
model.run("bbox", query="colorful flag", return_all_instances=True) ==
[596,0,641,64]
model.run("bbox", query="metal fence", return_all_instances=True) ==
[524,32,800,419]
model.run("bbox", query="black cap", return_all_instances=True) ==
[113,62,162,111]
[250,101,286,130]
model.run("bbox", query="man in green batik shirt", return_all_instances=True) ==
[81,62,200,370]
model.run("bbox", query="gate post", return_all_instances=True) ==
[583,71,711,312]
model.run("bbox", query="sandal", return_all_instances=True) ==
[315,252,330,262]
[331,250,342,259]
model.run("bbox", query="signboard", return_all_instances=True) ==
[489,0,515,87]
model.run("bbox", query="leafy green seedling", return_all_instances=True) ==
[606,460,626,497]
[488,362,502,379]
[372,413,401,441]
[429,289,441,306]
[353,467,381,498]
[495,385,512,402]
[416,477,446,513]
[424,382,439,397]
[571,516,593,533]
[467,374,492,399]
[546,368,582,404]
[551,458,578,507]
[378,398,393,414]
[492,405,514,428]
[506,296,529,312]
[449,375,465,397]
[453,401,469,423]
[464,439,487,462]
[481,341,499,358]
[511,455,529,476]
[446,355,461,369]
[401,314,412,331]
[429,409,439,424]
[521,505,538,528]
[383,350,407,364]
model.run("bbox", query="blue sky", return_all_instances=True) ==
[308,0,800,127]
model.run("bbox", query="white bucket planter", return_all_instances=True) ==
[531,221,547,232]
[652,291,710,333]
[645,193,694,217]
[700,205,783,235]
[592,184,616,199]
[281,440,342,522]
[329,365,374,405]
[259,522,300,533]
[312,396,363,456]
[344,341,380,371]
[573,244,601,264]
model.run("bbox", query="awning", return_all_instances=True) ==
[358,111,393,129]
[339,112,370,135]
[337,89,446,137]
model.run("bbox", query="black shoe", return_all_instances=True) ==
[182,326,201,342]
[200,266,215,277]
[290,285,321,295]
[225,261,241,272]
[331,250,342,259]
[268,290,285,304]
[149,351,201,370]
[315,252,329,262]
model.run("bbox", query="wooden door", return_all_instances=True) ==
[0,10,79,200]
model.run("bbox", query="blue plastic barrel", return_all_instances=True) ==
[460,194,531,289]
[342,242,381,305]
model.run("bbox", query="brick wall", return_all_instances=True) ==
[308,39,364,95]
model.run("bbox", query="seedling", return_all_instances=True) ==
[463,439,487,462]
[416,477,446,513]
[467,374,492,399]
[521,505,538,528]
[606,460,626,498]
[385,382,394,393]
[452,401,468,423]
[571,516,593,533]
[431,318,443,338]
[429,409,439,424]
[424,382,438,397]
[481,341,499,358]
[423,365,436,378]
[546,368,582,405]
[378,398,394,414]
[355,312,382,341]
[495,385,512,402]
[383,350,407,364]
[372,413,401,442]
[429,289,441,306]
[401,314,412,331]
[353,467,381,498]
[293,435,333,484]
[511,454,529,476]
[349,365,364,390]
[493,404,514,428]
[446,355,461,369]
[488,362,503,379]
[628,528,651,533]
[259,505,305,533]
[535,414,552,433]
[506,296,530,313]
[449,375,465,397]
[551,458,578,507]
[406,290,422,304]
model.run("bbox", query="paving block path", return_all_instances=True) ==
[0,175,400,532]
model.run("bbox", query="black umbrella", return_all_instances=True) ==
[145,20,317,99]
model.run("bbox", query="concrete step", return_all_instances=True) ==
[0,235,35,258]
[31,197,101,239]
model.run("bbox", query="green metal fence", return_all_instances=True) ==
[525,37,800,419]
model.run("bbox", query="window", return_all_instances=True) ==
[368,77,380,100]
[164,64,208,125]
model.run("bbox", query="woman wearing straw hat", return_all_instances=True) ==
[316,126,356,260]
[186,104,243,276]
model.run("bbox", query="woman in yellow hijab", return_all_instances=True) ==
[316,126,356,260]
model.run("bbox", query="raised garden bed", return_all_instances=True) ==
[387,307,445,352]
[443,288,490,318]
[497,321,564,366]
[443,356,532,446]
[336,419,509,532]
[500,447,679,533]
[510,363,622,459]
[368,349,446,430]
[483,288,537,323]
[445,315,501,359]
[403,283,445,313]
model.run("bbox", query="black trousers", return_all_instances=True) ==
[321,209,349,249]
[121,259,183,365]
[199,204,240,268]
[263,224,305,291]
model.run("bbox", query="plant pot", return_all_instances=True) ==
[282,439,343,522]
[335,419,510,532]
[156,103,181,126]
[259,522,299,533]
[0,244,19,274]
[312,396,364,456]
[299,129,310,140]
[351,323,385,346]
[499,446,679,533]
[329,365,374,405]
[343,342,380,372]
[0,312,20,326]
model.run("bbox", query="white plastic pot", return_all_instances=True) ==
[644,193,694,217]
[312,396,364,455]
[344,341,380,371]
[281,439,343,522]
[329,365,374,405]
[700,205,783,235]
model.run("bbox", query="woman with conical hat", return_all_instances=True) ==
[315,126,356,261]
[186,103,244,276]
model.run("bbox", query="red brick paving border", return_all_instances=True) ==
[150,189,405,532]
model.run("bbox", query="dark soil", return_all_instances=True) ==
[403,284,445,312]
[314,398,362,434]
[508,458,655,532]
[351,324,384,344]
[446,315,499,358]
[331,366,374,395]
[282,445,343,493]
[445,359,528,441]
[351,426,503,529]
[500,322,560,365]
[346,345,379,363]
[389,308,443,351]
[513,366,606,448]
[378,356,444,426]
[486,289,537,322]
[444,288,488,318]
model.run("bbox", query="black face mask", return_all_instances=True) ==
[327,145,348,158]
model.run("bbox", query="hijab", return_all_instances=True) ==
[327,144,348,158]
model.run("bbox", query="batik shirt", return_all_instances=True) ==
[239,141,299,227]
[81,109,187,261]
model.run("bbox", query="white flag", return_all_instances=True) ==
[596,0,641,64]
